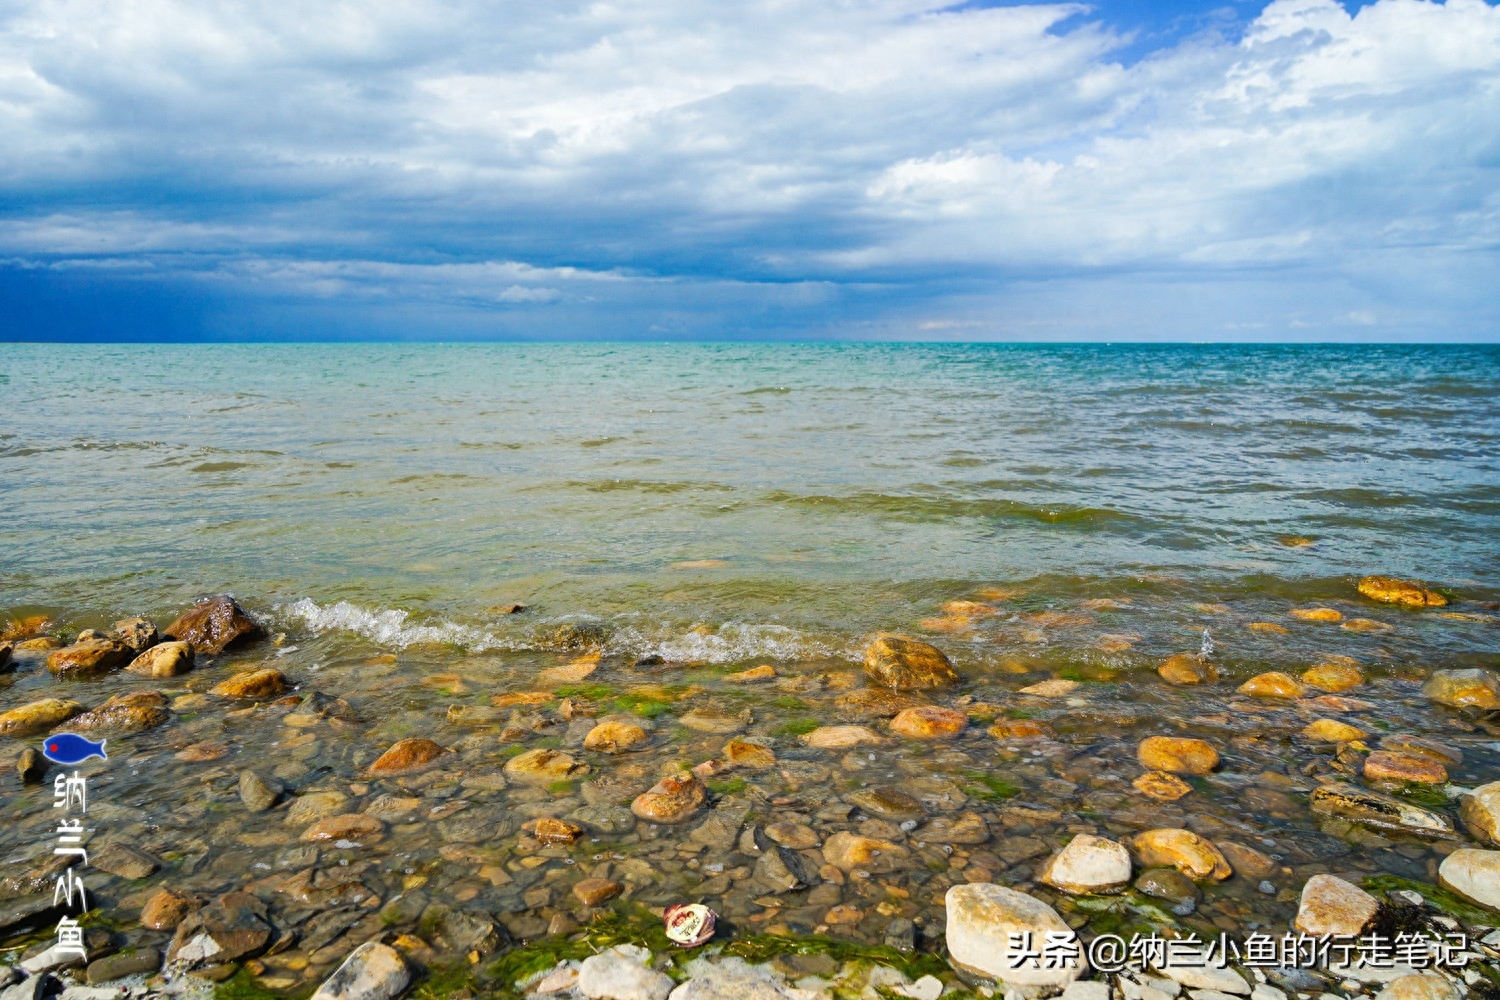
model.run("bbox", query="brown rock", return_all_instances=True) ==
[1158,653,1217,686]
[833,687,926,719]
[1218,842,1279,881]
[764,822,821,849]
[1364,751,1447,785]
[724,665,776,683]
[863,633,959,691]
[14,636,63,650]
[141,889,201,931]
[1137,736,1219,775]
[1421,668,1500,710]
[167,891,273,966]
[1017,679,1079,698]
[528,817,584,844]
[1341,618,1392,633]
[127,641,194,677]
[1302,719,1368,743]
[822,831,910,873]
[1290,608,1343,622]
[583,720,649,753]
[368,738,449,774]
[301,814,385,844]
[1294,874,1380,936]
[572,878,623,906]
[678,706,751,734]
[1306,694,1377,713]
[1,615,51,640]
[69,691,171,734]
[1237,671,1306,698]
[46,639,131,678]
[889,705,967,739]
[631,772,707,824]
[505,748,590,785]
[988,719,1053,740]
[1302,661,1364,692]
[1131,828,1232,881]
[802,725,882,749]
[211,667,289,698]
[917,812,991,845]
[1380,735,1462,766]
[1247,622,1290,634]
[723,739,776,769]
[164,595,265,655]
[111,617,160,653]
[0,698,85,737]
[1357,576,1447,608]
[1133,771,1192,801]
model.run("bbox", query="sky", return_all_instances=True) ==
[0,0,1497,342]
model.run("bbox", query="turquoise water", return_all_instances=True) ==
[2,342,1497,667]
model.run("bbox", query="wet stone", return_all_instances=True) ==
[1294,874,1379,937]
[1421,668,1500,710]
[46,639,131,678]
[573,878,623,906]
[85,948,161,984]
[1356,575,1446,608]
[309,942,410,1000]
[863,633,959,692]
[801,725,881,749]
[211,667,289,699]
[1135,868,1201,908]
[167,891,274,967]
[1132,829,1232,881]
[631,772,707,824]
[584,720,649,753]
[1309,783,1454,838]
[1159,653,1216,686]
[301,814,385,844]
[110,616,158,653]
[822,831,910,873]
[916,812,989,845]
[140,889,200,931]
[1363,751,1446,785]
[163,595,265,655]
[568,803,638,835]
[368,738,449,774]
[505,748,589,785]
[1459,781,1500,846]
[754,845,819,893]
[1237,672,1306,699]
[91,844,161,879]
[1138,737,1219,776]
[240,770,283,812]
[846,786,924,823]
[1134,771,1193,801]
[889,705,967,739]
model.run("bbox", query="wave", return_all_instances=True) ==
[280,598,507,650]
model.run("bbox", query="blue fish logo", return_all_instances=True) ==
[42,733,107,765]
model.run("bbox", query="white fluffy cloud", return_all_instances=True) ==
[0,0,1496,338]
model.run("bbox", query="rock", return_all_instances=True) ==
[163,595,265,655]
[1309,783,1454,837]
[1342,617,1392,633]
[1459,782,1500,846]
[917,812,990,844]
[46,640,131,678]
[1132,829,1231,881]
[239,771,283,812]
[678,706,750,734]
[584,720,649,753]
[754,845,819,893]
[889,705,966,739]
[631,773,707,824]
[1357,576,1446,608]
[13,637,62,650]
[302,814,385,844]
[724,665,776,683]
[1290,608,1342,622]
[1138,737,1219,775]
[944,883,1084,986]
[529,818,584,844]
[285,789,351,825]
[822,831,910,873]
[988,719,1053,740]
[1363,751,1446,785]
[1236,672,1305,699]
[863,634,959,691]
[834,688,926,719]
[1373,974,1460,1000]
[1421,668,1500,710]
[439,909,500,954]
[1302,719,1367,743]
[1134,772,1193,801]
[573,878,623,906]
[576,944,673,1000]
[3,973,63,999]
[126,641,194,677]
[0,699,84,737]
[17,748,45,784]
[665,957,810,1000]
[1135,868,1200,909]
[1294,874,1380,937]
[1159,653,1216,686]
[1302,661,1364,693]
[68,692,170,733]
[85,949,161,984]
[210,667,288,698]
[1153,953,1250,995]
[1436,848,1500,910]
[723,739,775,769]
[568,804,637,835]
[1039,834,1132,894]
[801,725,881,749]
[847,787,925,823]
[110,618,159,653]
[0,643,10,673]
[1380,734,1462,766]
[763,822,820,849]
[1018,679,1079,697]
[141,889,200,931]
[310,942,410,1000]
[1217,843,1278,881]
[505,748,590,785]
[369,738,449,774]
[167,891,274,967]
[92,844,160,879]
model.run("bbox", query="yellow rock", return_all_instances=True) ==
[889,705,967,739]
[583,720,648,753]
[1133,771,1193,801]
[1248,622,1291,634]
[0,698,85,737]
[1302,661,1364,693]
[1341,618,1392,633]
[1132,828,1232,880]
[1302,719,1368,743]
[1096,634,1138,652]
[210,667,289,698]
[863,634,959,691]
[988,719,1052,741]
[1137,737,1219,775]
[1237,672,1306,699]
[539,660,597,685]
[1364,751,1447,785]
[941,600,998,616]
[1017,679,1079,698]
[1158,653,1216,686]
[504,748,589,785]
[1290,608,1342,622]
[724,665,776,683]
[1357,575,1447,607]
[802,725,883,749]
[631,772,707,824]
[724,738,776,769]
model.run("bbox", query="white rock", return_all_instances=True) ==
[1438,848,1500,910]
[1251,986,1285,1000]
[945,883,1086,986]
[580,946,675,1000]
[310,943,411,1000]
[1293,875,1380,937]
[667,956,814,1000]
[898,975,945,1000]
[19,947,84,975]
[1325,961,1422,985]
[1152,952,1250,996]
[1039,835,1132,895]
[1188,991,1243,1000]
[1061,982,1111,1000]
[1120,979,1175,1000]
[532,963,582,994]
[1373,973,1460,1000]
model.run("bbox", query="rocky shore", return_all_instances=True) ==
[0,577,1497,1000]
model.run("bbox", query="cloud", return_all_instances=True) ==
[0,0,1496,339]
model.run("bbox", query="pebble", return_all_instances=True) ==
[1293,874,1380,936]
[576,944,674,1000]
[801,725,882,749]
[631,772,708,824]
[126,640,194,677]
[1372,973,1460,1000]
[1301,661,1364,692]
[301,814,385,844]
[945,883,1083,986]
[1458,781,1500,846]
[822,831,910,873]
[1301,719,1367,743]
[1138,737,1219,775]
[1237,672,1306,699]
[1038,834,1132,894]
[140,888,200,930]
[723,738,775,768]
[239,770,283,812]
[310,942,410,1000]
[210,667,289,698]
[573,878,623,906]
[164,595,265,654]
[585,720,650,753]
[505,747,590,784]
[1134,771,1193,801]
[368,737,449,773]
[1132,829,1232,881]
[1158,653,1216,685]
[888,705,967,738]
[1436,848,1500,910]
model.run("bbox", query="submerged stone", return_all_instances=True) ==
[1309,782,1454,838]
[1422,668,1500,710]
[1357,576,1446,608]
[631,772,707,824]
[1038,834,1132,894]
[46,639,131,678]
[862,634,959,691]
[1137,737,1219,775]
[210,667,289,698]
[1131,829,1231,881]
[368,738,449,774]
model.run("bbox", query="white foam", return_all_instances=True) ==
[279,597,507,650]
